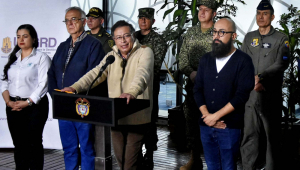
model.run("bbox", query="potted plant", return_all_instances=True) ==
[277,4,300,168]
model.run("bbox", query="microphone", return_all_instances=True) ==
[100,55,115,72]
[86,55,115,95]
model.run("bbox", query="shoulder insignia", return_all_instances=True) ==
[141,45,147,48]
[87,32,90,34]
[98,34,102,37]
[285,41,289,48]
[108,40,114,48]
[106,32,111,37]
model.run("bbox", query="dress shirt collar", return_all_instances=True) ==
[70,31,87,47]
[16,48,37,59]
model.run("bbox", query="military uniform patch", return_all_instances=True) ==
[108,40,114,48]
[285,41,289,48]
[262,43,271,48]
[251,38,259,47]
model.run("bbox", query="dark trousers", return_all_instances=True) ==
[6,96,48,170]
[240,105,282,170]
[144,80,160,150]
[184,80,202,151]
[111,124,149,170]
[200,125,241,170]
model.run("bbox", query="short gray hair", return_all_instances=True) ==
[65,6,86,19]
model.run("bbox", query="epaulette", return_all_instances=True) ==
[106,32,111,37]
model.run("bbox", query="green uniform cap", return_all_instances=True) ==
[138,8,155,19]
[196,0,219,10]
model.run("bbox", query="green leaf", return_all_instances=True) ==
[191,0,197,18]
[281,23,290,35]
[192,14,199,26]
[159,1,169,11]
[290,36,296,51]
[178,10,188,29]
[163,6,176,20]
[173,9,184,21]
[174,0,178,4]
[172,42,177,55]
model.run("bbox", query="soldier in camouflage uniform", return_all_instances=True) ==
[178,0,218,170]
[134,7,168,169]
[86,7,114,54]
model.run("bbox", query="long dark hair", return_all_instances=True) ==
[2,24,39,80]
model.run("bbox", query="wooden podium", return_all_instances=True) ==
[52,91,150,170]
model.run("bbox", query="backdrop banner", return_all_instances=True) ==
[0,0,71,149]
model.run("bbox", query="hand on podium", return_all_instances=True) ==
[119,93,135,104]
[60,87,76,93]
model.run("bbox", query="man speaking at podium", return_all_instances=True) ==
[62,20,154,170]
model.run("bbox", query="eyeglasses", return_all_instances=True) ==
[63,17,84,24]
[114,34,132,42]
[211,30,235,37]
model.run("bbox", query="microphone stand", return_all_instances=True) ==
[86,68,105,96]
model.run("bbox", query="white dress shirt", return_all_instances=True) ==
[1,48,51,104]
[216,50,236,73]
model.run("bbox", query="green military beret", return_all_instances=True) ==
[138,7,155,19]
[196,0,219,10]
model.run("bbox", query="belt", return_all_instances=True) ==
[10,96,28,101]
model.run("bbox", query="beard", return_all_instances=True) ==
[211,38,232,59]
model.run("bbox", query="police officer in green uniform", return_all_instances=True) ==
[86,7,114,54]
[240,1,289,170]
[178,0,218,170]
[134,7,168,169]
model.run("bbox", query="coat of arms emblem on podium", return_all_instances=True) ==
[75,98,90,118]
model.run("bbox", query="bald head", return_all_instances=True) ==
[215,17,236,33]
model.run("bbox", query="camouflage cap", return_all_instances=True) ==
[86,7,104,18]
[138,8,155,19]
[196,0,219,10]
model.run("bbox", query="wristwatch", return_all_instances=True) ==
[27,99,33,106]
